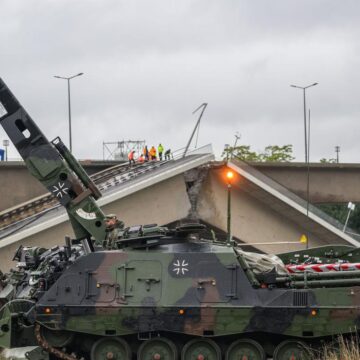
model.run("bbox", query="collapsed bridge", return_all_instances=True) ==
[0,152,358,271]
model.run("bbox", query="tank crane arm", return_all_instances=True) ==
[0,78,108,248]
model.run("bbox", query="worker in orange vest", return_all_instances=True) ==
[149,146,157,160]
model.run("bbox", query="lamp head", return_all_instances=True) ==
[226,171,234,180]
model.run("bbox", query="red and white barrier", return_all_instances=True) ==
[286,263,360,274]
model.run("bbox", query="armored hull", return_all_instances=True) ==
[1,242,358,360]
[37,243,357,338]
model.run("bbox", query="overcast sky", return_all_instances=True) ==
[1,0,360,162]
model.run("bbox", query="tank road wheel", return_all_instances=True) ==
[181,338,221,360]
[226,339,266,360]
[90,337,131,360]
[273,340,310,360]
[40,327,74,347]
[138,337,178,360]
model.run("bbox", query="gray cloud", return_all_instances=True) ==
[1,0,360,163]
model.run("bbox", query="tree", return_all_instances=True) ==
[318,204,348,224]
[320,158,337,163]
[319,203,360,235]
[223,144,294,162]
[260,145,295,162]
[223,145,261,162]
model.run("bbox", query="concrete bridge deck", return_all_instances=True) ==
[2,160,360,211]
[251,162,360,203]
[1,149,360,272]
[226,160,359,248]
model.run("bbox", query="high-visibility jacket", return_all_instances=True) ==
[158,144,164,153]
[128,151,134,160]
[150,147,156,157]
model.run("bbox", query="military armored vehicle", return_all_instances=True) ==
[1,78,360,360]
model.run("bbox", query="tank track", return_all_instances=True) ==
[35,324,79,360]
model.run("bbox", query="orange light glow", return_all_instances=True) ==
[44,307,52,314]
[226,171,234,180]
[311,309,317,316]
[179,309,185,315]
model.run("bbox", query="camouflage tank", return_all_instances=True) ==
[1,78,360,360]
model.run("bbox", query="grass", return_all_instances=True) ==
[311,336,360,360]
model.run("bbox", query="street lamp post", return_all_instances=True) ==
[290,83,318,163]
[343,202,356,233]
[54,73,84,152]
[224,144,230,161]
[226,170,234,246]
[3,139,9,161]
[335,146,340,163]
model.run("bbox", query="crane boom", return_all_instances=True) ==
[0,78,107,247]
